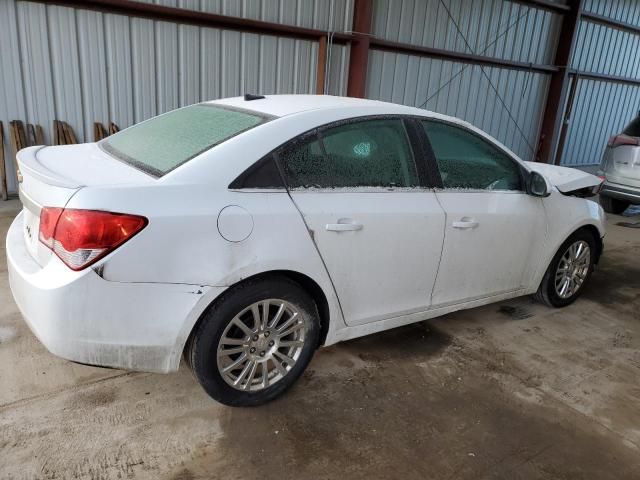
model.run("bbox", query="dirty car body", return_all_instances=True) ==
[6,95,606,403]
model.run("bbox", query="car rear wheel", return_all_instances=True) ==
[534,230,597,308]
[599,195,629,214]
[186,276,319,406]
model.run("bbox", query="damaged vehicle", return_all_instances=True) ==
[6,95,605,406]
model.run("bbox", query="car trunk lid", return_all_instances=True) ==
[17,144,154,266]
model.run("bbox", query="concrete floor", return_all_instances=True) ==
[1,198,639,480]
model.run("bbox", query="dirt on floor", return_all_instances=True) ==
[1,199,639,480]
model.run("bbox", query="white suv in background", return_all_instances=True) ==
[598,115,640,214]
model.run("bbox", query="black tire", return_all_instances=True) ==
[599,195,629,214]
[186,276,320,407]
[534,229,597,308]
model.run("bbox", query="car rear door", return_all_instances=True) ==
[277,117,445,327]
[419,119,546,307]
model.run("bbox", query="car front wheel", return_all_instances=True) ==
[534,230,597,308]
[186,276,320,406]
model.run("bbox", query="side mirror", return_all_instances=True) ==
[528,171,551,197]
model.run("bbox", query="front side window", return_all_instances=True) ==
[102,104,266,176]
[422,120,522,191]
[279,118,419,188]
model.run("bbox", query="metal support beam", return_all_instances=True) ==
[346,0,373,98]
[554,75,579,167]
[370,39,558,74]
[582,10,640,37]
[570,70,640,87]
[34,0,352,44]
[316,36,328,95]
[536,0,583,164]
[509,0,570,14]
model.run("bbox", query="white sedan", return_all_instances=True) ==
[7,95,605,406]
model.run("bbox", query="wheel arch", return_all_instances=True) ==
[533,222,604,307]
[532,220,604,297]
[182,270,332,364]
[266,270,331,347]
[574,223,603,264]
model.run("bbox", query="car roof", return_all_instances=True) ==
[208,94,426,118]
[168,94,527,185]
[203,94,522,165]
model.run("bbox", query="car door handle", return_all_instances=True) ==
[452,220,479,230]
[326,221,363,232]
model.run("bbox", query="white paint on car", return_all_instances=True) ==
[6,95,607,373]
[217,205,254,242]
[526,161,603,193]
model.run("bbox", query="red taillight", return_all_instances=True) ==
[39,207,63,248]
[608,134,640,148]
[39,207,147,270]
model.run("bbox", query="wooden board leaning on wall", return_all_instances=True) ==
[0,120,120,200]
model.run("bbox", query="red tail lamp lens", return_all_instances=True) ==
[39,207,147,270]
[38,207,63,248]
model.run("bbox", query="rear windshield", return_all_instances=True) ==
[623,116,640,137]
[101,104,267,176]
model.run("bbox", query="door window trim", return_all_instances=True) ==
[405,118,443,189]
[416,118,529,194]
[229,115,437,191]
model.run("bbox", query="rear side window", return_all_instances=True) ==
[279,118,418,188]
[422,120,522,191]
[102,104,266,176]
[229,154,284,189]
[622,116,640,137]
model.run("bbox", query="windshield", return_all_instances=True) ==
[101,104,267,176]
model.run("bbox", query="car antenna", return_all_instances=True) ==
[244,93,265,101]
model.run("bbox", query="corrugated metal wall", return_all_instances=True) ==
[2,0,639,195]
[371,0,560,64]
[561,0,640,166]
[583,0,640,26]
[562,78,640,166]
[366,0,560,161]
[0,0,352,194]
[367,52,551,161]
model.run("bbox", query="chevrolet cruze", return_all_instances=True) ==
[7,95,605,406]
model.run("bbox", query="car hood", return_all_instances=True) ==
[525,161,602,193]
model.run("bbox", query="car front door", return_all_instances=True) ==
[420,119,546,307]
[277,117,445,327]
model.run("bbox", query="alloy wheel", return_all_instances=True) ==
[216,299,307,392]
[554,240,591,299]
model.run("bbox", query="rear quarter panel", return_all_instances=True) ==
[65,184,347,340]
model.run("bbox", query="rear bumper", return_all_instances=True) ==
[6,212,224,373]
[601,182,640,204]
